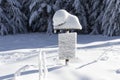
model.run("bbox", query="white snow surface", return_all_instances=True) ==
[53,9,82,30]
[0,33,120,80]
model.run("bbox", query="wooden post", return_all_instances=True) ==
[65,59,69,65]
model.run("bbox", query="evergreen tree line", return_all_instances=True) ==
[0,0,120,36]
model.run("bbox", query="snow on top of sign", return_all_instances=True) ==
[53,9,82,30]
[53,9,69,27]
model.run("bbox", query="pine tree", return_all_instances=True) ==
[102,0,120,36]
[89,0,105,35]
[0,6,9,35]
[29,0,53,32]
[0,0,27,35]
[73,0,88,33]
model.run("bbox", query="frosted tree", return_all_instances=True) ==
[53,0,63,11]
[46,8,53,34]
[20,0,31,17]
[28,0,41,31]
[28,0,54,34]
[1,0,27,35]
[0,6,9,35]
[89,0,105,35]
[73,0,88,33]
[87,0,120,36]
[102,0,120,36]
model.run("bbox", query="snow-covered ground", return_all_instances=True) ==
[0,33,120,80]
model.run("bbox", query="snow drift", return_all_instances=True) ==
[53,9,82,30]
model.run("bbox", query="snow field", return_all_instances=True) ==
[0,33,120,80]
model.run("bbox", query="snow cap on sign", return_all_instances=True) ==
[53,9,82,30]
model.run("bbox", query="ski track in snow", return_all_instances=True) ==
[0,33,120,80]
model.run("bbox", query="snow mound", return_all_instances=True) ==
[53,9,82,30]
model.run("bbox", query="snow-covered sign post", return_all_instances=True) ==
[53,9,82,65]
